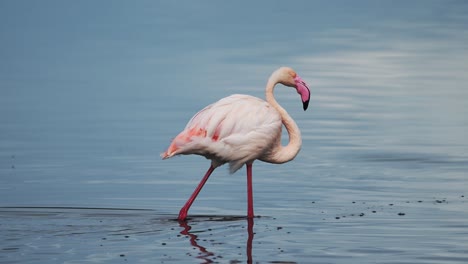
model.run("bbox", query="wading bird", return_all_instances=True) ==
[161,67,310,221]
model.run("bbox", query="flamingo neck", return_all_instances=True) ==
[264,77,302,164]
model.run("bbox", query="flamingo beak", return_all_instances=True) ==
[294,75,311,111]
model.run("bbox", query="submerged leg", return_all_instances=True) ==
[246,163,254,218]
[179,165,215,221]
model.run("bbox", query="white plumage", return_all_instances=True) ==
[163,94,282,173]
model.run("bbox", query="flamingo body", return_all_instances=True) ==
[162,94,282,173]
[162,67,310,220]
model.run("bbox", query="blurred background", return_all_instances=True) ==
[1,0,467,208]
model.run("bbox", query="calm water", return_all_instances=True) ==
[1,1,468,263]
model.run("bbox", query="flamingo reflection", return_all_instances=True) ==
[179,218,255,263]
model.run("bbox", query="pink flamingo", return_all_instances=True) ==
[161,67,310,221]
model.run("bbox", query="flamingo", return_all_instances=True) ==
[161,67,310,221]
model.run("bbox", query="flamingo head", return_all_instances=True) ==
[294,74,311,111]
[275,67,311,111]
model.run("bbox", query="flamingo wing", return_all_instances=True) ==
[162,94,282,173]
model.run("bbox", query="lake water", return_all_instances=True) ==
[1,1,468,263]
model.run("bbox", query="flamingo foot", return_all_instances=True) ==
[178,207,188,221]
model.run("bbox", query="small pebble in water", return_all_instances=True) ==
[398,212,406,216]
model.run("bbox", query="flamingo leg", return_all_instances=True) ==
[246,163,254,218]
[179,165,215,221]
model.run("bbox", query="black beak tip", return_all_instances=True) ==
[303,100,309,111]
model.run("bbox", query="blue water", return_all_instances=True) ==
[1,1,468,263]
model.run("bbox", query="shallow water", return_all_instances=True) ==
[1,1,468,263]
[1,199,468,264]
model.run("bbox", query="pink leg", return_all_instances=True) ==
[246,217,254,263]
[179,165,215,221]
[246,163,254,218]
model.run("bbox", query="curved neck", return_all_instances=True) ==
[265,77,302,164]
